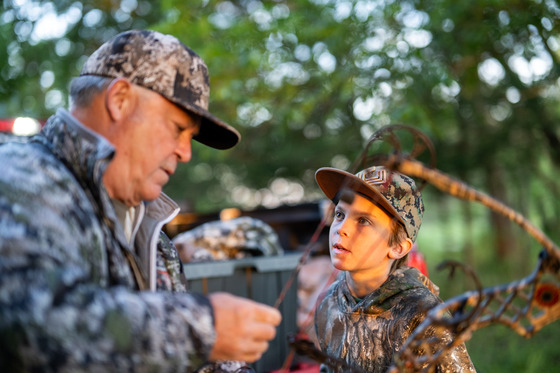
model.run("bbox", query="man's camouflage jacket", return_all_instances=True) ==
[0,109,216,372]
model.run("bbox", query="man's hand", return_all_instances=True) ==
[208,292,282,362]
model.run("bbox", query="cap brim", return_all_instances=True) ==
[171,98,240,150]
[315,167,405,226]
[195,111,240,150]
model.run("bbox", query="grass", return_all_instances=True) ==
[466,322,560,372]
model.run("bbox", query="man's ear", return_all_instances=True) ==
[105,78,135,122]
[388,238,413,260]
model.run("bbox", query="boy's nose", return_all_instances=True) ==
[337,221,350,237]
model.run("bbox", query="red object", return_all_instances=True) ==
[0,118,46,134]
[407,244,429,276]
[0,119,15,132]
[535,283,560,307]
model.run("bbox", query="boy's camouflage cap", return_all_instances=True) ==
[315,166,424,241]
[80,29,240,150]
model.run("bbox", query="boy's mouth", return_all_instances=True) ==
[332,243,350,253]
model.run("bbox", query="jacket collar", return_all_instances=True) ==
[340,266,439,312]
[37,108,115,191]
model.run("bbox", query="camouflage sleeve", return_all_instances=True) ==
[195,361,255,373]
[416,325,477,373]
[400,293,477,372]
[0,272,216,372]
[0,154,216,372]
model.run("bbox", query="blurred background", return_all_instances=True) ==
[1,0,559,371]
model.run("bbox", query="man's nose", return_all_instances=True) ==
[175,137,192,163]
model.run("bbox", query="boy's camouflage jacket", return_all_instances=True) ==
[314,266,477,373]
[0,109,216,372]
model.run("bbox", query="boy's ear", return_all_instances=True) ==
[388,238,413,260]
[105,78,135,122]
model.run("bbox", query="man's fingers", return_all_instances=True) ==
[252,303,282,326]
[208,292,283,362]
[248,320,278,342]
[237,341,270,363]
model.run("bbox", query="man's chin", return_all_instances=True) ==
[141,186,164,202]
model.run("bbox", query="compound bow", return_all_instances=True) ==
[277,124,560,373]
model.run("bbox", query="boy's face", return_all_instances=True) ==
[329,192,395,276]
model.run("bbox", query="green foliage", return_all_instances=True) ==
[156,1,560,242]
[0,1,163,118]
[5,1,559,234]
[3,0,559,252]
[3,1,559,240]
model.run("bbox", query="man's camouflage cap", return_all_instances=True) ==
[80,29,240,150]
[315,166,424,241]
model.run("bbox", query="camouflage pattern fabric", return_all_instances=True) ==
[0,109,217,372]
[173,217,284,263]
[81,30,211,115]
[314,266,476,373]
[196,360,255,373]
[80,29,239,150]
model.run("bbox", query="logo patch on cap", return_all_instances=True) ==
[356,168,387,185]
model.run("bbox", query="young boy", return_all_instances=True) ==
[314,165,476,372]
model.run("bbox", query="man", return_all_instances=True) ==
[0,30,280,372]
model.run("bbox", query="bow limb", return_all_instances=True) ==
[376,154,560,372]
[389,249,560,372]
[381,155,560,262]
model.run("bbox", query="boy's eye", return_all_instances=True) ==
[334,210,344,220]
[358,217,371,225]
